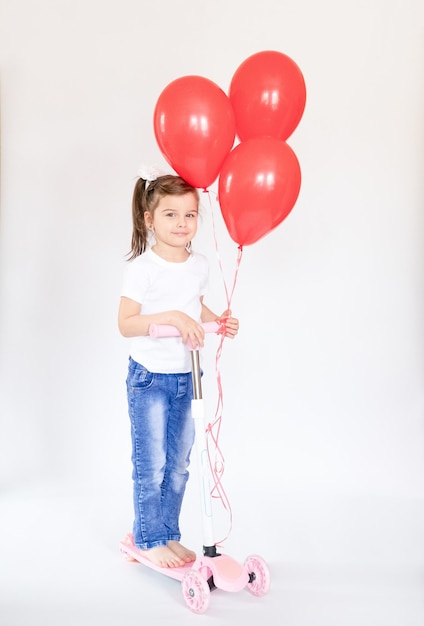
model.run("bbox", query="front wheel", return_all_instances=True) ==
[181,570,211,614]
[244,554,270,597]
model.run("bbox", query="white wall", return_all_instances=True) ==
[1,0,423,507]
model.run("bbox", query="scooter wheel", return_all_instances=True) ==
[120,547,137,562]
[244,554,270,596]
[120,534,138,561]
[181,570,211,614]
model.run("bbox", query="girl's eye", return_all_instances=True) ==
[163,212,198,219]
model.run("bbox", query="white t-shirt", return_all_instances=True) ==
[121,248,209,373]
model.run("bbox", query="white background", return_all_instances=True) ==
[0,1,423,624]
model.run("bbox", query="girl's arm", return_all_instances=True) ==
[118,297,206,346]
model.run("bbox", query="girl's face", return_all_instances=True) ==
[145,192,199,253]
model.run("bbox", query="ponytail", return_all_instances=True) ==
[128,178,149,260]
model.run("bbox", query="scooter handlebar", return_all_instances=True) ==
[149,321,221,338]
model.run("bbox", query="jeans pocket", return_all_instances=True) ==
[127,361,154,391]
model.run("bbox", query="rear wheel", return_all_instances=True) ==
[120,533,137,562]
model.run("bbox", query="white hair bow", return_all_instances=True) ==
[137,164,166,186]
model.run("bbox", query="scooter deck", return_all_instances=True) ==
[119,533,250,592]
[119,533,192,581]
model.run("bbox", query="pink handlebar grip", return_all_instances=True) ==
[149,321,221,338]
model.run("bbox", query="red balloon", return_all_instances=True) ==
[218,137,301,246]
[154,75,236,189]
[229,50,306,142]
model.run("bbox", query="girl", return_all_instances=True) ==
[118,172,239,569]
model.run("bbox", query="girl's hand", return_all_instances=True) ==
[173,312,206,348]
[217,309,239,339]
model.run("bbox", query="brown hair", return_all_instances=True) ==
[128,174,199,260]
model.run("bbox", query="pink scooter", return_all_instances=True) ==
[119,322,270,614]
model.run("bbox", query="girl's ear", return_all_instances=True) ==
[144,211,153,229]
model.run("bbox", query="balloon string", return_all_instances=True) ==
[203,191,243,545]
[207,191,243,311]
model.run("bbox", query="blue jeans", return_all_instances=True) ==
[126,357,195,550]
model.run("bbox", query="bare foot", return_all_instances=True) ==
[168,540,196,563]
[141,545,185,568]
